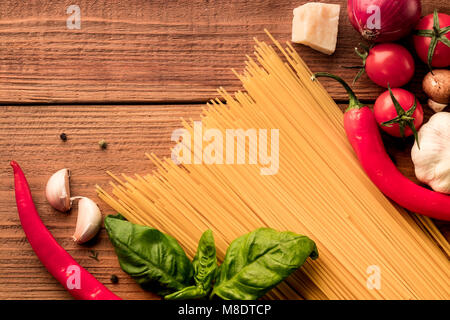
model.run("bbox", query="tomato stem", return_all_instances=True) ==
[414,10,450,72]
[341,43,372,85]
[380,84,420,149]
[312,72,364,112]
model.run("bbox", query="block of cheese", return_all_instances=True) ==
[292,2,340,55]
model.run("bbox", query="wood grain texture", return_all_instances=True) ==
[0,105,448,300]
[0,0,449,300]
[0,105,201,300]
[0,0,447,103]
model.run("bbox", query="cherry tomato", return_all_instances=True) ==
[365,43,415,88]
[374,88,423,138]
[413,12,450,68]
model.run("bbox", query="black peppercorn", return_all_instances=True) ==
[98,140,108,150]
[110,274,119,284]
[60,133,67,142]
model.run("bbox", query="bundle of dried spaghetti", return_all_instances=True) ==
[97,32,450,300]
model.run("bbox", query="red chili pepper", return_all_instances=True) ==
[11,161,121,300]
[312,73,450,221]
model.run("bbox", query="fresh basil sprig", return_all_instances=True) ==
[104,215,194,296]
[210,228,318,300]
[165,230,218,300]
[105,215,318,300]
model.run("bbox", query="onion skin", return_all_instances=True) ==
[347,0,421,42]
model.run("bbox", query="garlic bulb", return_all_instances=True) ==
[411,112,450,194]
[72,197,103,244]
[45,169,72,212]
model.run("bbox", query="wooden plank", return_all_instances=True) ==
[0,105,201,300]
[0,104,448,299]
[0,0,447,103]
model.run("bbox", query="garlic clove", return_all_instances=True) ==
[72,197,102,244]
[428,99,447,113]
[45,168,72,212]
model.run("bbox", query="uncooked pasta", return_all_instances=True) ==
[97,31,450,300]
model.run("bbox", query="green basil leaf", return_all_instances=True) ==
[104,215,194,296]
[164,285,207,300]
[210,228,318,300]
[165,229,218,300]
[193,229,218,290]
[108,212,127,221]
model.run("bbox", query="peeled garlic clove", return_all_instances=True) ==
[428,99,447,113]
[45,168,71,212]
[72,197,102,244]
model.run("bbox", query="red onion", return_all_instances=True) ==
[347,0,421,42]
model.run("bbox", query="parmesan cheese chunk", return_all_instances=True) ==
[292,3,340,55]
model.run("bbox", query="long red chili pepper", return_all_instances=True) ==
[313,73,450,221]
[11,161,121,300]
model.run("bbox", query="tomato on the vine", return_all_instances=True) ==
[351,43,415,88]
[413,11,450,68]
[374,87,423,142]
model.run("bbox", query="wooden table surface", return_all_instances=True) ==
[0,0,448,300]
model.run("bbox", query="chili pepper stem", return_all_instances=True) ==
[312,72,364,111]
